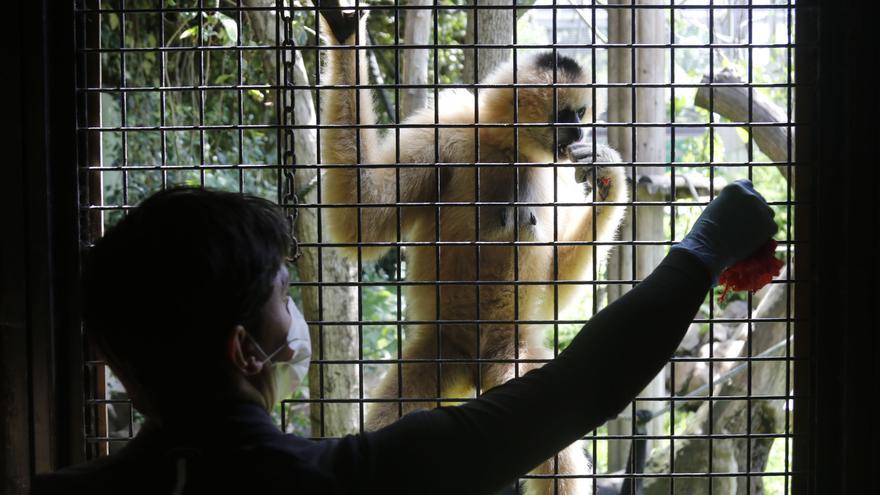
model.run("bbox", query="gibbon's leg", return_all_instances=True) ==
[364,324,438,430]
[365,323,476,431]
[366,243,479,431]
[526,444,593,495]
[478,330,592,495]
[318,4,435,261]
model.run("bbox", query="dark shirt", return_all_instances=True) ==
[33,250,710,495]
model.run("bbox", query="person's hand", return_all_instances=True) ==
[671,179,778,284]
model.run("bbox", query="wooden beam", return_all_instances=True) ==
[694,68,794,184]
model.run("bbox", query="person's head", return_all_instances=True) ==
[83,187,294,421]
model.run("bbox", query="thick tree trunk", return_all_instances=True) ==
[605,0,668,473]
[249,0,361,437]
[289,44,361,438]
[463,0,514,85]
[400,0,431,118]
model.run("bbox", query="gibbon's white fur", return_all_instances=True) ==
[318,8,627,495]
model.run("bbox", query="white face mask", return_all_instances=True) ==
[248,296,311,402]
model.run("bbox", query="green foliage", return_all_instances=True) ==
[365,0,399,47]
[642,408,696,464]
[277,384,312,437]
[362,0,468,120]
[99,2,280,230]
[432,3,468,85]
[544,288,595,352]
[361,264,404,362]
[764,437,792,495]
[671,126,724,164]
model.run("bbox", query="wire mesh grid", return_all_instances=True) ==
[75,0,799,493]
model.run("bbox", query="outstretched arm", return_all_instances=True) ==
[319,249,710,494]
[315,180,777,494]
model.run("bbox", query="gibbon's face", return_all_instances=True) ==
[516,53,591,158]
[553,100,589,155]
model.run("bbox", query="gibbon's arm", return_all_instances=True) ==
[319,249,712,493]
[557,145,628,285]
[319,14,437,260]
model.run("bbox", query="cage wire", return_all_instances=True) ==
[76,0,797,493]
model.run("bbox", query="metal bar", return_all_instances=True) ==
[64,3,809,493]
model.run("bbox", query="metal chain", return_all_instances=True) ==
[279,0,301,261]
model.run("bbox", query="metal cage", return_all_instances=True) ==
[69,0,807,493]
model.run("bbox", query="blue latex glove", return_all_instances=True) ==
[671,179,778,285]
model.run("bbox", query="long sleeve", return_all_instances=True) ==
[350,249,712,493]
[32,250,711,495]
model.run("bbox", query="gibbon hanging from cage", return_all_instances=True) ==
[317,3,627,494]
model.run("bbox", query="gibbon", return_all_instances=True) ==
[317,4,627,494]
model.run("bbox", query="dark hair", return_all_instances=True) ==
[82,187,291,411]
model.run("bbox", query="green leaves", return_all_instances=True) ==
[178,12,238,46]
[179,26,198,41]
[217,13,239,44]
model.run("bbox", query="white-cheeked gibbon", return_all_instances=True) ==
[318,4,627,494]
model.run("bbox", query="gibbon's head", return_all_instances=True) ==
[481,52,591,159]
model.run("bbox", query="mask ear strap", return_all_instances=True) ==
[262,341,288,362]
[248,329,295,364]
[244,332,273,367]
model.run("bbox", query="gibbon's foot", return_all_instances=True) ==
[318,0,362,43]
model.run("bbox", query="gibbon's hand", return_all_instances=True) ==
[317,0,363,43]
[672,179,778,285]
[568,143,622,201]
